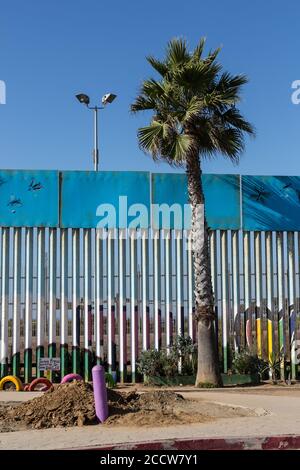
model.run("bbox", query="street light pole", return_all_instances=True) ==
[93,106,99,171]
[75,92,117,172]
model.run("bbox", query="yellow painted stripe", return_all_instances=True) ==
[267,319,273,362]
[256,318,262,358]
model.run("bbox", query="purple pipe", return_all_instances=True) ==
[92,365,108,423]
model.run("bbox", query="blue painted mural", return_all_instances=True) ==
[1,170,300,230]
[0,170,59,227]
[61,171,151,229]
[152,173,241,230]
[242,175,300,231]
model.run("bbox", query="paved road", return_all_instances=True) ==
[0,388,300,449]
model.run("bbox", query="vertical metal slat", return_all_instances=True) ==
[12,228,21,376]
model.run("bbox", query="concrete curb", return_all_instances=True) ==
[74,435,300,450]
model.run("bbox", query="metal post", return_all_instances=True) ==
[119,229,126,382]
[72,229,80,373]
[210,230,218,354]
[176,230,184,338]
[231,230,240,352]
[48,228,57,382]
[176,230,184,373]
[24,227,33,383]
[60,228,68,378]
[165,230,172,352]
[243,231,252,348]
[12,228,21,377]
[287,232,297,379]
[277,232,285,380]
[36,228,45,377]
[95,228,103,364]
[187,230,194,342]
[254,232,262,358]
[93,107,99,171]
[83,228,92,381]
[221,230,229,373]
[153,229,161,350]
[0,228,9,378]
[265,231,274,368]
[107,228,115,372]
[130,230,138,382]
[141,229,149,351]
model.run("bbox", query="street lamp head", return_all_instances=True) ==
[75,93,90,106]
[101,93,117,105]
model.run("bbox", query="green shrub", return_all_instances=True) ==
[232,349,266,375]
[172,335,197,375]
[105,372,116,388]
[137,349,179,379]
[137,349,163,377]
[160,351,178,377]
[137,335,197,381]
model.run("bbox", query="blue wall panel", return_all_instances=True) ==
[152,173,241,230]
[2,170,299,231]
[242,175,300,231]
[61,171,151,228]
[0,170,59,227]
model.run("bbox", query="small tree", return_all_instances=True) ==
[131,38,254,386]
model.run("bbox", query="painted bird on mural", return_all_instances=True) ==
[250,187,270,202]
[7,195,22,213]
[28,178,43,191]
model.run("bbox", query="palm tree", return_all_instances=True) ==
[131,38,254,386]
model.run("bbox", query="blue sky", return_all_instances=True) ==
[0,0,299,175]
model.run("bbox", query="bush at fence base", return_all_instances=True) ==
[232,350,267,376]
[137,336,197,382]
[105,373,116,388]
[146,373,260,386]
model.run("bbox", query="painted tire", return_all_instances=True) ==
[0,375,23,391]
[29,378,53,391]
[24,384,30,391]
[61,373,83,384]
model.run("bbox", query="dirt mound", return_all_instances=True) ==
[0,383,256,431]
[104,390,210,426]
[138,391,184,407]
[0,384,201,429]
[6,382,96,429]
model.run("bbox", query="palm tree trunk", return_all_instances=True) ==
[186,147,222,387]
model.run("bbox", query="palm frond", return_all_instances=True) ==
[173,61,221,92]
[220,107,255,135]
[140,78,167,100]
[131,95,156,113]
[146,55,168,76]
[166,38,190,66]
[214,73,249,104]
[192,37,206,60]
[171,133,193,162]
[159,133,193,165]
[137,121,164,151]
[183,97,205,125]
[214,127,246,162]
[204,47,221,64]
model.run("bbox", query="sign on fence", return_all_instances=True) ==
[39,358,60,371]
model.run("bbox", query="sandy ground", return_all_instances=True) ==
[0,384,300,449]
[0,385,256,431]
